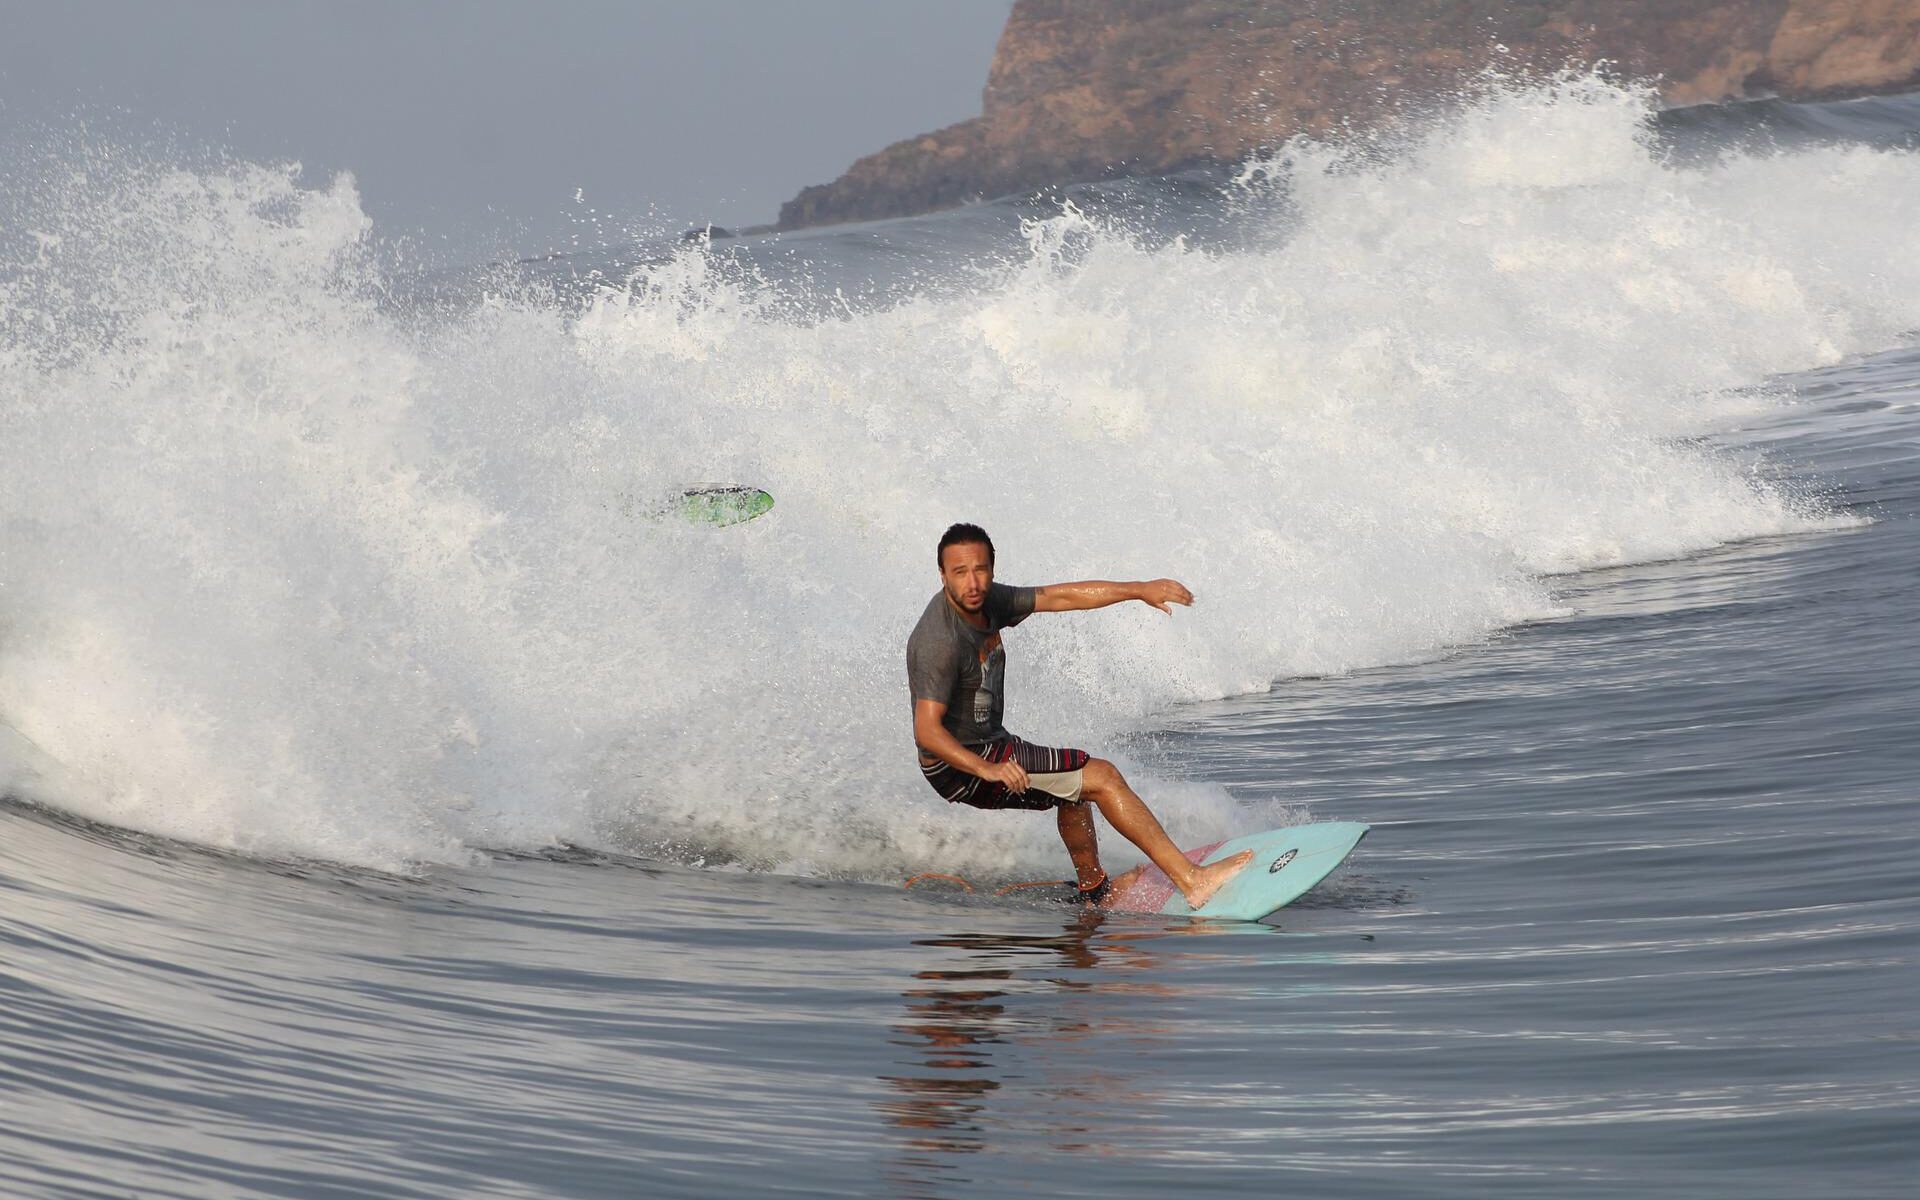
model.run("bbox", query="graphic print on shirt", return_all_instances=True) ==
[973,632,1003,728]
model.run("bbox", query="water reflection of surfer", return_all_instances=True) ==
[907,523,1252,909]
[877,914,1161,1166]
[879,913,1205,1190]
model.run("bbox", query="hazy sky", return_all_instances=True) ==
[0,0,1013,253]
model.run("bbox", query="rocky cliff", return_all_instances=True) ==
[777,0,1920,230]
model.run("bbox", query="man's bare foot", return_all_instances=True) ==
[1181,849,1254,910]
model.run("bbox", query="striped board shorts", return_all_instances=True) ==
[919,734,1091,811]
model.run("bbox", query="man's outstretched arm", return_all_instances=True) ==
[1033,579,1194,615]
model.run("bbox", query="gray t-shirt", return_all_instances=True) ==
[906,582,1037,746]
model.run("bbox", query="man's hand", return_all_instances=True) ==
[917,699,1031,791]
[1137,578,1194,614]
[979,758,1030,794]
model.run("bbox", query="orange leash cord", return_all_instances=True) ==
[992,879,1075,896]
[902,872,975,893]
[902,872,1103,898]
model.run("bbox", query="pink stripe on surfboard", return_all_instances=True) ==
[1110,839,1227,912]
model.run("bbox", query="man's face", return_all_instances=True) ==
[939,541,994,614]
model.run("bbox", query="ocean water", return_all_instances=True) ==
[2,76,1917,1197]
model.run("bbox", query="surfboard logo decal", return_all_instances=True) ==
[1268,849,1298,873]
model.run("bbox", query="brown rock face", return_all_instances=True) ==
[777,0,1920,230]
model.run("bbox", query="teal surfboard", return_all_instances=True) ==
[1108,821,1369,921]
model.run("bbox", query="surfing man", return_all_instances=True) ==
[907,523,1253,909]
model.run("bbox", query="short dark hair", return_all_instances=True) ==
[937,522,994,569]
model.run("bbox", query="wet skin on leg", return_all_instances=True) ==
[1055,800,1105,892]
[1079,758,1252,909]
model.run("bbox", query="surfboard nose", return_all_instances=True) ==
[1150,821,1371,921]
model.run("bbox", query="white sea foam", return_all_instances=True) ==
[3,79,1918,876]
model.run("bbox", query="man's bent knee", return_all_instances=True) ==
[1083,757,1121,795]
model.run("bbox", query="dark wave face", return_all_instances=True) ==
[2,75,1918,1199]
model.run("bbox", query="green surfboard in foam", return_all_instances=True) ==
[660,485,773,527]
